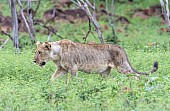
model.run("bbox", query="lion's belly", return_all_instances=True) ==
[78,63,108,73]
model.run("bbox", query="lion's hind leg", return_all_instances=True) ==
[100,67,111,77]
[119,61,135,74]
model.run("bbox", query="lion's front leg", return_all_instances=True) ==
[69,65,78,77]
[50,66,68,82]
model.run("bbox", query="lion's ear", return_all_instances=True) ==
[36,41,41,47]
[44,42,51,50]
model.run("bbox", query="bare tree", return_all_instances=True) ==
[160,0,170,31]
[17,0,36,43]
[71,0,105,44]
[106,0,116,38]
[27,0,36,42]
[4,0,37,51]
[8,0,20,52]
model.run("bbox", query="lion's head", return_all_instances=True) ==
[33,41,52,67]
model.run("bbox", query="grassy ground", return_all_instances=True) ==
[0,0,170,111]
[0,49,169,111]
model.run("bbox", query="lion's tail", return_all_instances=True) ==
[131,61,158,75]
[112,44,158,76]
[119,45,158,75]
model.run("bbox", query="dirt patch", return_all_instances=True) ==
[132,4,162,19]
[0,14,12,33]
[42,8,87,23]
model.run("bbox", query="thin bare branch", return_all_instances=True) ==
[111,0,115,21]
[47,32,53,41]
[85,0,94,9]
[34,0,40,16]
[92,0,96,20]
[0,37,10,49]
[83,16,96,42]
[71,0,105,43]
[2,31,13,41]
[2,31,22,48]
[27,0,36,42]
[35,21,63,39]
[17,0,36,43]
[106,0,116,37]
[71,0,80,6]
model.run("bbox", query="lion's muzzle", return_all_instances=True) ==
[33,60,46,67]
[40,62,46,67]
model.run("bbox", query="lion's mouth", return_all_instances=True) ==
[40,62,46,67]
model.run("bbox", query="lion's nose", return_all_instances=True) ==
[33,60,36,63]
[41,62,46,65]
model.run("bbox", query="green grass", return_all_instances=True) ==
[0,0,170,110]
[0,49,169,111]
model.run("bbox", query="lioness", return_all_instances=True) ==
[33,39,158,81]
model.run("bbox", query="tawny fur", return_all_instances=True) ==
[34,39,158,82]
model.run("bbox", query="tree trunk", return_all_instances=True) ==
[8,0,20,52]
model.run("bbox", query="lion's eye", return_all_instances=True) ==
[38,51,42,54]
